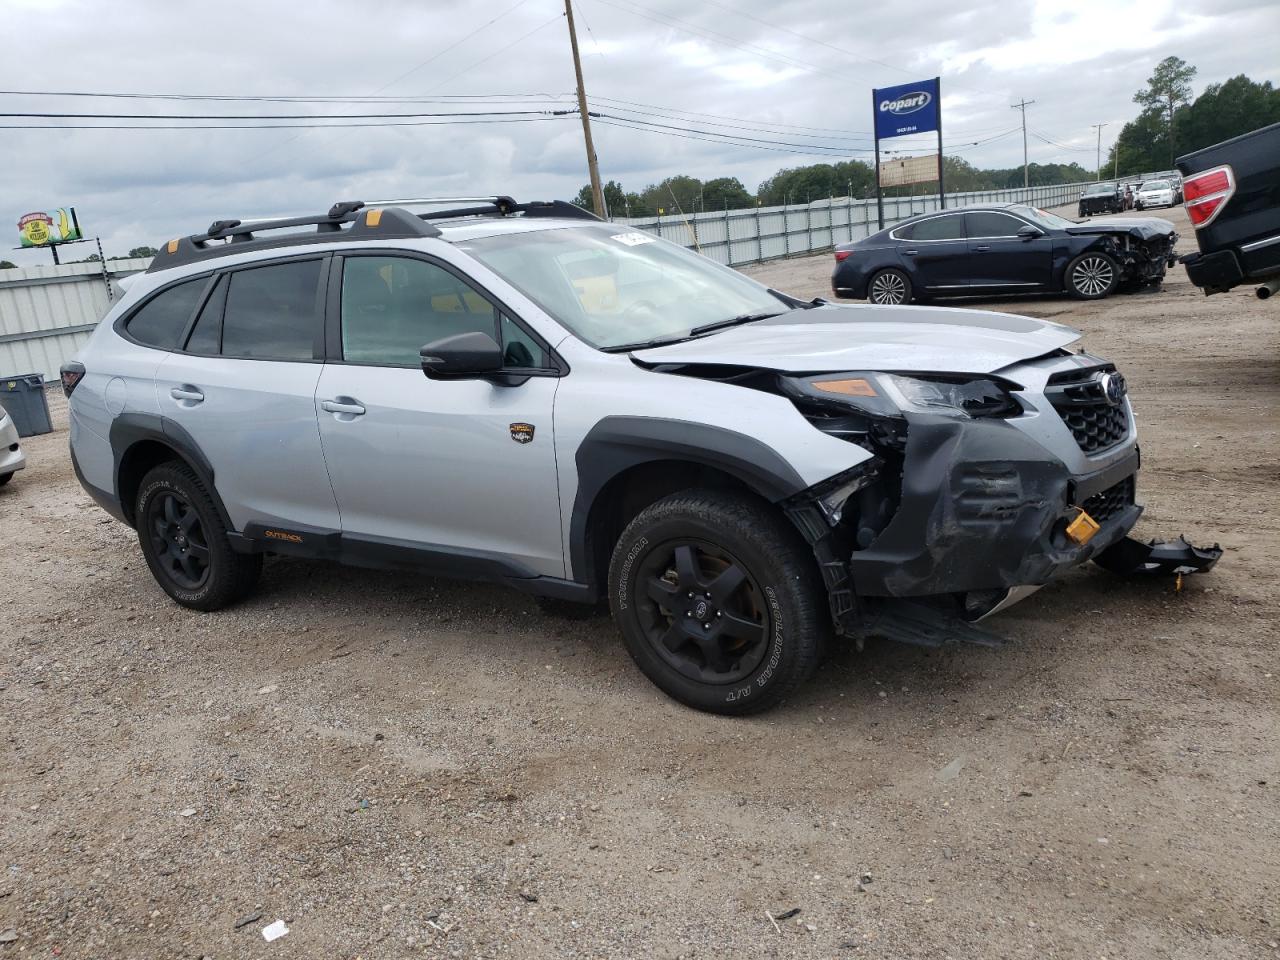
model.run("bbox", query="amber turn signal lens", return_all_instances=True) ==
[812,378,876,397]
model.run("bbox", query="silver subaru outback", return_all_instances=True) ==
[64,197,1215,714]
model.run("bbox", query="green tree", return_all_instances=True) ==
[1177,75,1280,154]
[128,245,159,258]
[1134,56,1197,166]
[0,260,16,269]
[699,177,754,210]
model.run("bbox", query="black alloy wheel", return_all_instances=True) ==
[607,490,828,714]
[135,461,261,610]
[145,489,211,591]
[636,539,769,684]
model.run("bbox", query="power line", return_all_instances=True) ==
[0,108,567,120]
[0,116,576,131]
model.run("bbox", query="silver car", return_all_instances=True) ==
[64,196,1206,714]
[0,403,26,486]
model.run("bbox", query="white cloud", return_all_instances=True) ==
[1,0,1275,264]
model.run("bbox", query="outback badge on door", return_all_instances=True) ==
[510,422,535,444]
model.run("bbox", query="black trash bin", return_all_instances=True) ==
[0,374,53,437]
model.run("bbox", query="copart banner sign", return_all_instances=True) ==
[873,79,940,139]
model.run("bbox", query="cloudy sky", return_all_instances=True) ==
[3,0,1277,264]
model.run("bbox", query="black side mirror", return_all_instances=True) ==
[1017,224,1044,240]
[420,331,504,380]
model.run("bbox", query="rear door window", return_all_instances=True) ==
[221,260,324,360]
[965,212,1026,238]
[908,215,966,241]
[125,277,208,350]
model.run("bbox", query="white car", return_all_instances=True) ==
[1136,179,1177,210]
[0,403,27,486]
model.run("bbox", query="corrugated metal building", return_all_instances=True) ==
[0,258,149,382]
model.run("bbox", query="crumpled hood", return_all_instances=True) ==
[1066,217,1176,240]
[631,304,1081,375]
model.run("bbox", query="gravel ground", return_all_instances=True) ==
[1,203,1277,959]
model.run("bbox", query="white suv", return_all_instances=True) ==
[64,197,1216,713]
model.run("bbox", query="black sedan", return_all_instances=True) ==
[832,205,1178,305]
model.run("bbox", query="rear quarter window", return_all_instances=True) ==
[124,278,208,350]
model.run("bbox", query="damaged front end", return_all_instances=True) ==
[777,366,1219,648]
[1071,221,1180,286]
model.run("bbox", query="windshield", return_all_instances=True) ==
[1084,183,1115,195]
[460,224,786,349]
[1013,205,1076,229]
[1143,180,1169,190]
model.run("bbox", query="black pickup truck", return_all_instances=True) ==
[1176,121,1280,298]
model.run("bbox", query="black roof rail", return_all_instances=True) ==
[146,196,599,274]
[364,196,604,223]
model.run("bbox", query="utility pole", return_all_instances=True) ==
[1011,98,1035,189]
[1091,122,1107,181]
[564,0,606,218]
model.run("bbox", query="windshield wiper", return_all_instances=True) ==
[688,310,784,337]
[601,309,787,353]
[599,333,695,353]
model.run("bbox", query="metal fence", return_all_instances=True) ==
[612,182,1089,266]
[0,258,149,382]
[1,176,1162,383]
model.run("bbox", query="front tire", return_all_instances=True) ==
[1066,252,1119,300]
[607,491,828,715]
[867,268,912,306]
[135,462,262,611]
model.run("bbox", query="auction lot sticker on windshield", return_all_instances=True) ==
[611,232,656,246]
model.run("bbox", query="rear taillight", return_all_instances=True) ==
[834,250,852,262]
[60,361,85,397]
[1182,164,1235,229]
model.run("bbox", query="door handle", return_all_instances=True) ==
[903,249,919,256]
[974,244,991,252]
[170,386,204,403]
[321,398,366,416]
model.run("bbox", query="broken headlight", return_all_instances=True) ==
[787,373,1021,420]
[880,375,1022,418]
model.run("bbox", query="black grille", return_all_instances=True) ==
[1059,402,1129,452]
[1046,365,1131,454]
[1082,475,1135,523]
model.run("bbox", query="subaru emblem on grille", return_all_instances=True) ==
[1097,372,1126,407]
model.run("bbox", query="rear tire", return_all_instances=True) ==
[0,472,11,487]
[867,268,912,306]
[607,490,828,715]
[1066,252,1119,300]
[135,462,261,611]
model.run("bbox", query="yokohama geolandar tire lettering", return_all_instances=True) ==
[135,462,262,611]
[607,490,828,715]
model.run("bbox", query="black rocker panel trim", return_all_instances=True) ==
[237,523,594,601]
[568,416,810,584]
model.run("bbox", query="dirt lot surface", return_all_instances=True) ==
[1,203,1277,959]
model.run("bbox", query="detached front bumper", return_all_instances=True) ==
[846,414,1141,598]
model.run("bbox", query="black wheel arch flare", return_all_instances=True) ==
[569,416,810,588]
[108,412,235,533]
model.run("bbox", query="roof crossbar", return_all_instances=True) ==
[147,195,599,274]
